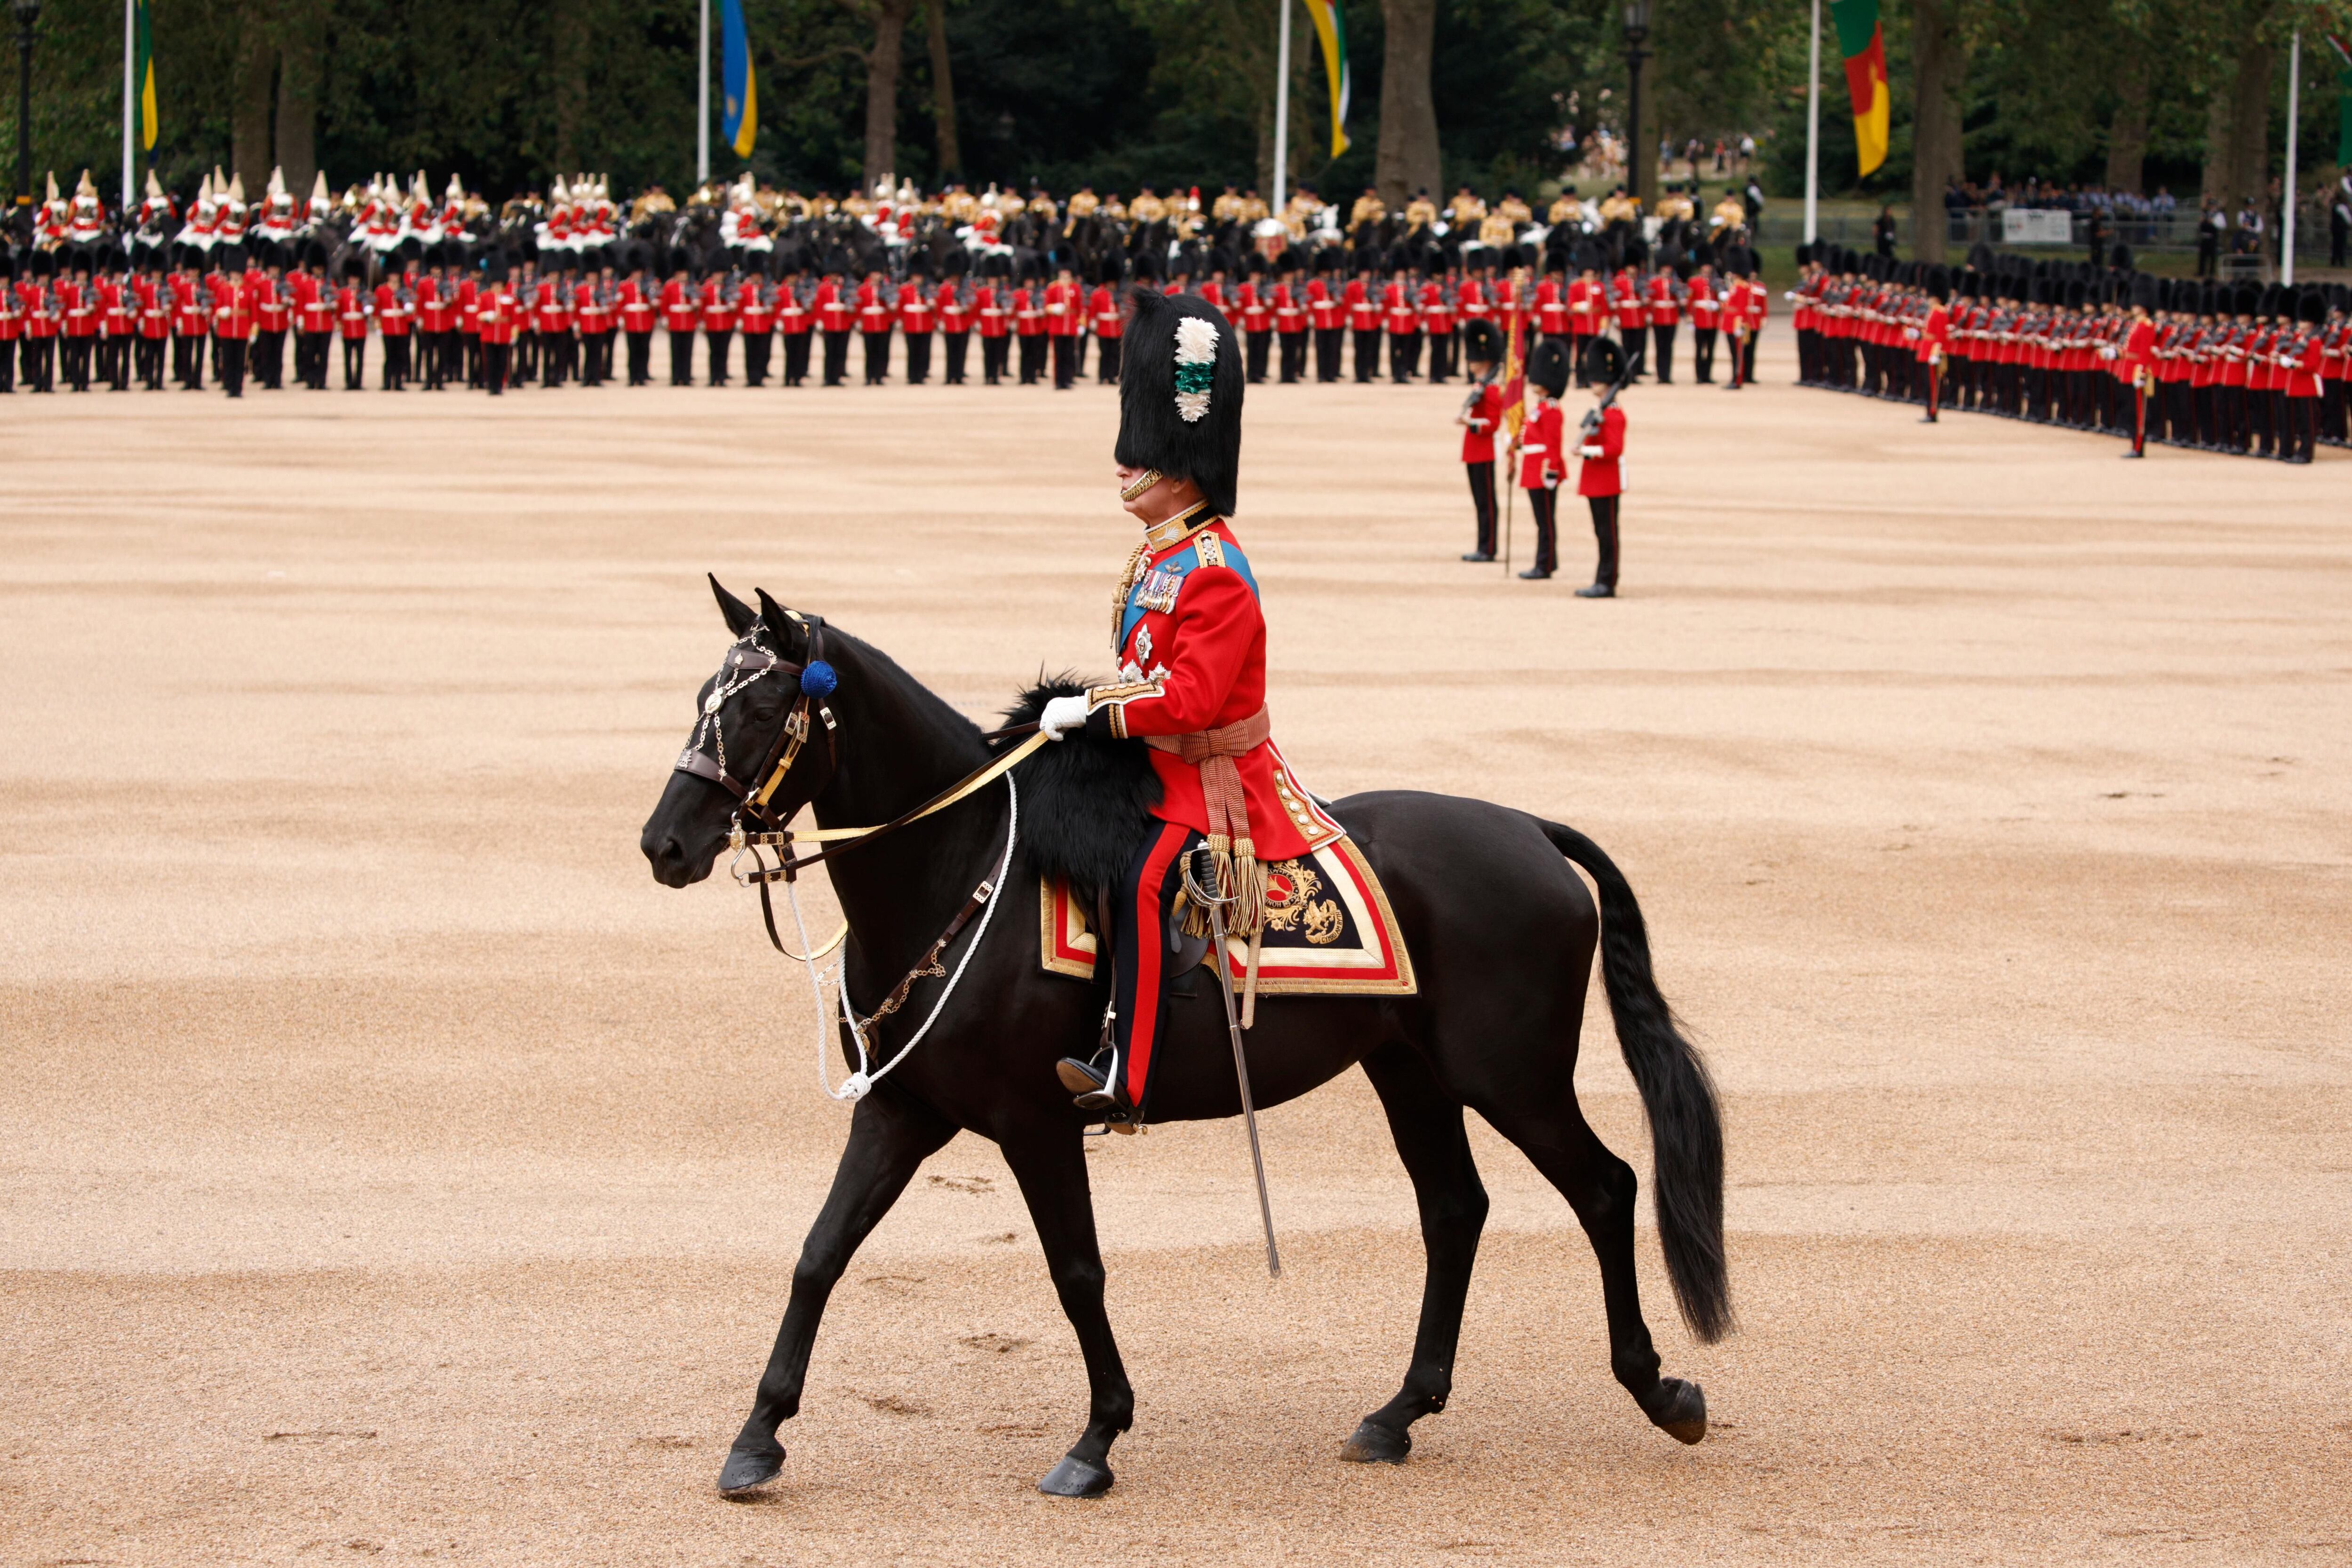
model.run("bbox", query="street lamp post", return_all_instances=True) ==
[13,0,39,219]
[1622,1,1652,212]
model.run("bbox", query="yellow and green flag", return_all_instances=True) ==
[134,0,159,150]
[720,0,756,159]
[1300,0,1350,159]
[1829,0,1889,176]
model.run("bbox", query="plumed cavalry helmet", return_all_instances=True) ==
[1115,288,1245,518]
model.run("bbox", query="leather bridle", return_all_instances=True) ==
[670,607,1052,970]
[671,608,840,835]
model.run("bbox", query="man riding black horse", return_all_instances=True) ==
[1037,288,1344,1123]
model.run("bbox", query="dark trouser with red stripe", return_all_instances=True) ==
[1587,493,1619,588]
[1112,822,1205,1113]
[1526,485,1559,575]
[1465,461,1496,556]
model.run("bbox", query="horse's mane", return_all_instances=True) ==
[998,678,1160,901]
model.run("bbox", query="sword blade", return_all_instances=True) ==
[1203,898,1282,1279]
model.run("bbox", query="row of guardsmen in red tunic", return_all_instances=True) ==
[4,249,1770,400]
[1789,250,2350,462]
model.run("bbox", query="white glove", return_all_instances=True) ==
[1039,694,1090,740]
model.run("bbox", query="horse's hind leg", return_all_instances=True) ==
[998,1125,1135,1498]
[1340,1042,1489,1465]
[718,1083,956,1495]
[1477,1094,1708,1443]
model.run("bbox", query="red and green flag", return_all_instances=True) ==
[1829,0,1891,177]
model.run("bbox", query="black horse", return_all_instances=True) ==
[641,581,1732,1498]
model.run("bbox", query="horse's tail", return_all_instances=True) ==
[1541,820,1733,1343]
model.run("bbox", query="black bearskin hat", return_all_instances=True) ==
[941,247,969,279]
[1115,288,1245,520]
[1527,337,1569,398]
[1459,317,1503,365]
[1574,336,1621,390]
[2298,287,2325,324]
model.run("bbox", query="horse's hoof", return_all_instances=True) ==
[1644,1377,1708,1444]
[717,1444,785,1496]
[1038,1454,1114,1497]
[1339,1418,1411,1464]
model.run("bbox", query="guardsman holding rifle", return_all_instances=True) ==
[1572,338,1629,598]
[1455,318,1506,562]
[1506,339,1571,580]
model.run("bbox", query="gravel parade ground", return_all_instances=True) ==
[5,344,2347,1564]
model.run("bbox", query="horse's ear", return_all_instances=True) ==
[710,574,756,637]
[753,588,795,644]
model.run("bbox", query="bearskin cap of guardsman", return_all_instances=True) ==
[1531,337,1574,397]
[1115,287,1246,519]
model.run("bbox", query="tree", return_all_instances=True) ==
[852,0,917,192]
[1909,0,1965,261]
[1375,0,1438,209]
[925,0,959,176]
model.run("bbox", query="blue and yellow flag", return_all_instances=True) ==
[1300,0,1349,159]
[721,0,757,159]
[134,0,158,150]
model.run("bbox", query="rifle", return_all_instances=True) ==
[1579,340,1639,439]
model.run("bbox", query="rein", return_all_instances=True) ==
[671,610,1052,1101]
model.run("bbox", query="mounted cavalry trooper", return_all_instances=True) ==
[1037,288,1343,1123]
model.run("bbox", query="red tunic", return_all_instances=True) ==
[1462,379,1502,463]
[897,281,934,335]
[974,284,1008,338]
[699,277,737,334]
[1044,279,1082,335]
[1576,405,1625,498]
[1084,514,1342,862]
[1517,397,1565,489]
[1306,279,1340,331]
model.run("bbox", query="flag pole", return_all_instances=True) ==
[697,0,711,185]
[1272,0,1292,215]
[1803,0,1819,246]
[2283,28,2301,285]
[121,0,134,213]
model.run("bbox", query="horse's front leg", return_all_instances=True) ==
[719,1083,956,1495]
[999,1125,1134,1498]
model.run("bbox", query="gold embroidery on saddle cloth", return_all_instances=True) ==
[1260,858,1345,945]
